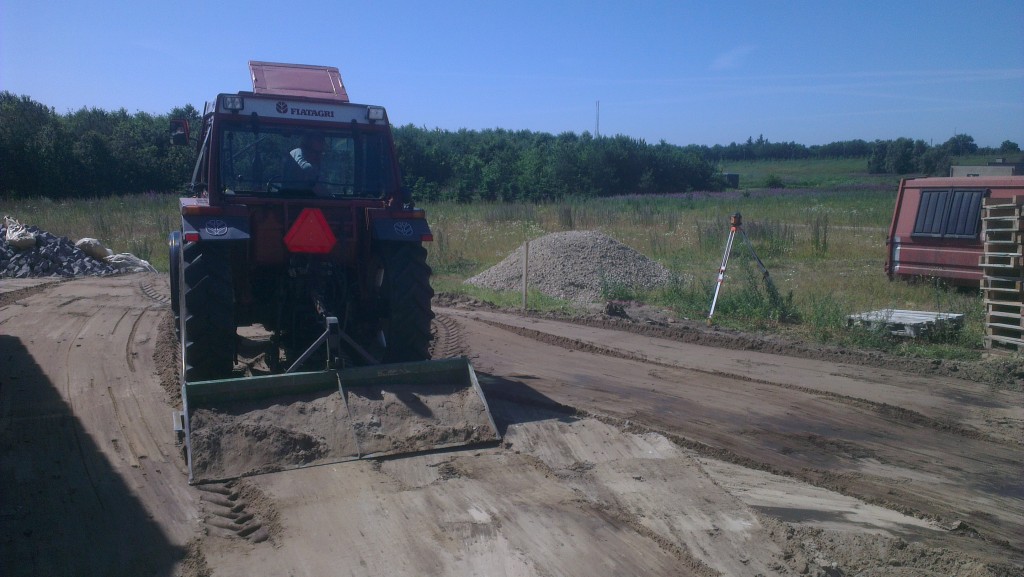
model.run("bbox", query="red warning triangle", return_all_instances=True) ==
[284,208,337,254]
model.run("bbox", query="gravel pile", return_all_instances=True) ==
[1,220,147,278]
[465,230,675,305]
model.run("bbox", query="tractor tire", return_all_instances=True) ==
[378,242,434,363]
[168,231,182,338]
[180,241,236,381]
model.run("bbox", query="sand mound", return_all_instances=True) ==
[465,230,674,305]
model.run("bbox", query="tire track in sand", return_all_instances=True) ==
[429,313,469,359]
[477,318,1015,447]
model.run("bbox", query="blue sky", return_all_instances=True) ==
[2,0,1022,148]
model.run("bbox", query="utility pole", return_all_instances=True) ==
[595,100,600,137]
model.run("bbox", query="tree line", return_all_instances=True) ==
[0,93,200,198]
[1,92,1019,200]
[393,126,719,202]
[704,133,1018,165]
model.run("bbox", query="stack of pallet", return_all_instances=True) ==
[981,196,1024,352]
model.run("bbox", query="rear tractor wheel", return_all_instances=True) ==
[377,242,434,363]
[168,231,182,338]
[180,241,237,381]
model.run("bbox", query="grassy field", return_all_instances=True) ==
[425,187,986,359]
[1,158,997,360]
[3,193,178,270]
[720,157,894,189]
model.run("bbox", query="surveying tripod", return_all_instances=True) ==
[707,212,772,325]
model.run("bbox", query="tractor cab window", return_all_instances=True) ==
[218,125,394,199]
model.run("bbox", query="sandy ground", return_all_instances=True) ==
[1,274,1021,577]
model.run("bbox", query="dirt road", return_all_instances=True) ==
[1,274,1021,576]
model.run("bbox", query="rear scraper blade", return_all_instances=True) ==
[181,357,499,484]
[340,358,500,458]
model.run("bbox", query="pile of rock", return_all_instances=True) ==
[1,216,156,278]
[465,230,675,305]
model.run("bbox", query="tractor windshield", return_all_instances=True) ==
[218,125,395,199]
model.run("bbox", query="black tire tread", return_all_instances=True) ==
[181,242,236,381]
[168,231,181,337]
[380,242,434,363]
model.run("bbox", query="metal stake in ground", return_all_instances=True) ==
[707,212,773,325]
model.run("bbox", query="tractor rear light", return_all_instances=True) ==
[223,95,245,111]
[388,210,426,220]
[284,208,337,254]
[183,231,201,243]
[182,205,225,216]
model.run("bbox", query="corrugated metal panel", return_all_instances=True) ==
[912,189,984,239]
[946,190,984,238]
[913,189,948,237]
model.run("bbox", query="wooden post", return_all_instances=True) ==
[521,240,529,311]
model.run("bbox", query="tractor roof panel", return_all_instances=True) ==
[249,61,349,102]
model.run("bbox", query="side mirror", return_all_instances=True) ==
[170,119,190,146]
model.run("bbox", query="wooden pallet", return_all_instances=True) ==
[979,253,1023,268]
[986,333,1024,352]
[978,217,1019,230]
[847,309,964,338]
[986,322,1024,353]
[988,321,1024,335]
[983,195,1024,207]
[984,230,1023,245]
[985,298,1023,316]
[981,197,1024,352]
[981,207,1023,220]
[987,309,1024,328]
[982,275,1023,293]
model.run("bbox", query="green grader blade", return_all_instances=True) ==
[180,358,500,484]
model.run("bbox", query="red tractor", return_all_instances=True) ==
[168,62,497,484]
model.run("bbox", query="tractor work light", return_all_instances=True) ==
[366,106,385,121]
[223,95,245,111]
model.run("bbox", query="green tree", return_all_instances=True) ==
[0,92,65,196]
[941,134,978,156]
[915,146,949,176]
[884,138,915,174]
[867,140,888,174]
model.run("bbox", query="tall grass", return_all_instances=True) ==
[1,193,178,271]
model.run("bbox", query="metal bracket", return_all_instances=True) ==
[172,410,185,432]
[286,316,340,373]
